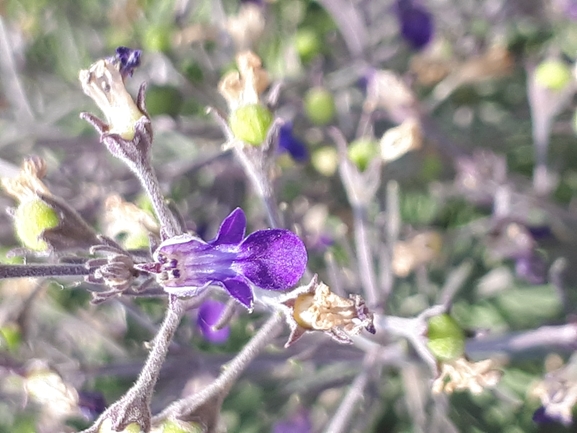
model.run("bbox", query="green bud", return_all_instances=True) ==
[348,138,379,171]
[534,60,572,91]
[426,314,465,362]
[14,199,60,251]
[152,419,204,433]
[229,103,273,145]
[294,28,322,63]
[0,323,22,352]
[304,87,335,126]
[99,420,141,433]
[311,146,338,176]
[143,25,172,53]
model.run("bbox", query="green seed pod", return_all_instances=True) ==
[0,323,22,352]
[294,28,322,63]
[229,103,273,145]
[304,87,335,126]
[534,60,572,91]
[152,419,205,433]
[426,314,466,362]
[99,420,141,433]
[14,199,60,252]
[348,138,379,171]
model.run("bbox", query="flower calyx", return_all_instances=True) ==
[79,47,153,169]
[279,275,376,347]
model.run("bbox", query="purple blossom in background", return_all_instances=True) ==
[515,253,547,285]
[77,391,107,421]
[278,123,309,162]
[395,0,434,50]
[273,408,312,433]
[197,300,230,344]
[136,208,307,309]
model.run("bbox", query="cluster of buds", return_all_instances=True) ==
[279,275,376,347]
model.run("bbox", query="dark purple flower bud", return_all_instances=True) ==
[278,123,309,162]
[395,0,434,50]
[77,391,107,421]
[515,253,547,285]
[114,47,142,79]
[136,208,308,309]
[197,300,230,344]
[273,408,312,433]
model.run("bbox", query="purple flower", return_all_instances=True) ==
[278,123,309,162]
[77,391,107,421]
[515,253,547,285]
[395,0,434,50]
[113,47,141,79]
[197,300,230,344]
[273,408,312,433]
[136,208,307,309]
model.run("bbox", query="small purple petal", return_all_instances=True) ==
[222,277,254,308]
[197,300,230,344]
[273,408,312,433]
[211,208,247,245]
[278,123,309,162]
[235,229,307,290]
[396,0,434,50]
[115,47,141,78]
[515,253,547,285]
[77,391,107,421]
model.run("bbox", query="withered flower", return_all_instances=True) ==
[279,275,376,347]
[432,357,502,395]
[79,47,145,141]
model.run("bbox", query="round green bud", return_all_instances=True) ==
[99,420,141,433]
[426,314,466,362]
[304,87,336,126]
[534,60,572,91]
[14,199,60,252]
[0,323,22,352]
[294,28,322,63]
[145,85,183,118]
[348,138,379,171]
[143,25,172,53]
[152,419,204,433]
[229,103,273,145]
[311,146,338,176]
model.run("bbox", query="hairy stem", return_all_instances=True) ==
[0,263,91,279]
[153,312,284,422]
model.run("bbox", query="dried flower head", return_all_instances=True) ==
[363,69,418,122]
[531,357,577,426]
[279,275,376,347]
[380,118,422,163]
[79,47,146,141]
[432,357,502,395]
[392,231,442,277]
[1,156,50,202]
[218,51,270,111]
[226,3,266,50]
[103,194,159,248]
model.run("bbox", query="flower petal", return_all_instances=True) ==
[235,229,307,290]
[211,208,246,245]
[197,300,230,344]
[222,277,254,308]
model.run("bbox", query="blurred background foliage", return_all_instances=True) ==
[2,0,577,432]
